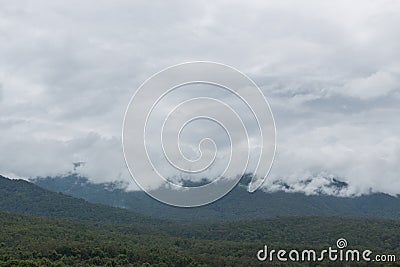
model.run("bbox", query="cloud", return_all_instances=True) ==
[0,130,132,185]
[334,71,399,100]
[268,122,400,196]
[0,0,399,195]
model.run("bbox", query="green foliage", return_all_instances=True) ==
[0,212,399,266]
[1,175,399,266]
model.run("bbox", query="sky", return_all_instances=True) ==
[0,0,399,196]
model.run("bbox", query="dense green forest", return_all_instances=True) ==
[1,175,399,266]
[0,212,399,266]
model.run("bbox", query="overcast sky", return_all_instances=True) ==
[0,0,399,196]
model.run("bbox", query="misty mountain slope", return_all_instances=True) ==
[1,174,400,266]
[0,175,161,225]
[3,174,400,248]
[32,174,400,221]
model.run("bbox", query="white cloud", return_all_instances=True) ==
[0,0,399,195]
[334,71,399,100]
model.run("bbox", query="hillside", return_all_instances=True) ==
[1,212,399,266]
[0,175,160,225]
[32,174,400,221]
[1,175,400,265]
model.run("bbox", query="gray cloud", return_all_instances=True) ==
[0,0,399,195]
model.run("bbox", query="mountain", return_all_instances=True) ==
[1,174,400,266]
[0,175,160,225]
[32,174,400,221]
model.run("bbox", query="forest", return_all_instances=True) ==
[0,176,399,266]
[0,212,399,266]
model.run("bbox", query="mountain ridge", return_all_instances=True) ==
[0,175,162,225]
[31,174,400,221]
